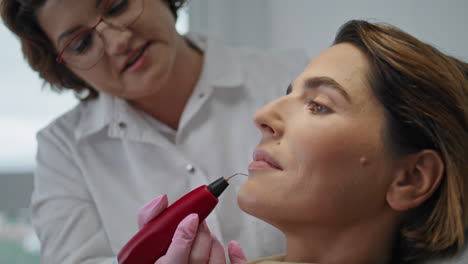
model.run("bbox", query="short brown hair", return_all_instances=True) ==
[1,0,186,101]
[334,20,468,263]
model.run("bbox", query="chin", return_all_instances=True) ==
[237,183,260,217]
[237,182,279,225]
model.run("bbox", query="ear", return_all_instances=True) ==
[386,150,444,212]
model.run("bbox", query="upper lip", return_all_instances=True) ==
[252,149,283,170]
[120,42,150,73]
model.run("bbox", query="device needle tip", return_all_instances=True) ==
[225,173,248,182]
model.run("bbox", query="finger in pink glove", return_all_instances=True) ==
[228,240,247,264]
[208,232,227,264]
[138,194,168,229]
[155,213,200,264]
[188,221,215,263]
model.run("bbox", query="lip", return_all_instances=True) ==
[120,41,152,73]
[248,149,283,171]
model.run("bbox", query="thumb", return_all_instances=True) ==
[228,240,247,264]
[138,194,168,229]
[155,213,199,264]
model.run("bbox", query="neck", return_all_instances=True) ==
[282,211,398,264]
[130,35,203,130]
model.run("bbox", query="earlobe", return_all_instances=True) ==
[386,150,444,212]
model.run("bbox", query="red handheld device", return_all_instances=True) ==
[117,177,230,264]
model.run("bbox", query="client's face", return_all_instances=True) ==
[238,43,398,230]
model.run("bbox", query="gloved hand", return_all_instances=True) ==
[138,194,247,264]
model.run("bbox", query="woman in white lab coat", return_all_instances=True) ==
[1,0,308,263]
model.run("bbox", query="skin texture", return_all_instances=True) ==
[238,43,403,264]
[37,0,203,129]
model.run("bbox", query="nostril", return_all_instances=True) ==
[261,123,275,134]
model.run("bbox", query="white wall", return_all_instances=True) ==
[0,24,78,173]
[189,0,271,48]
[190,0,468,60]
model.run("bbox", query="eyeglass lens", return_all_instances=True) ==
[59,0,144,70]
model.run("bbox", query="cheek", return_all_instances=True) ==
[290,124,357,173]
[289,118,382,174]
[237,171,306,223]
[74,64,123,94]
[237,176,279,221]
[135,1,176,37]
[286,122,390,222]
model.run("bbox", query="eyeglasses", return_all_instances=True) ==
[56,0,144,70]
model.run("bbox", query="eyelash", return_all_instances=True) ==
[70,33,93,54]
[105,0,129,17]
[307,100,331,114]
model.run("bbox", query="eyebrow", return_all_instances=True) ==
[56,0,105,46]
[287,76,351,103]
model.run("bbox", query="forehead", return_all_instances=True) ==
[297,43,372,102]
[37,0,101,46]
[39,0,102,15]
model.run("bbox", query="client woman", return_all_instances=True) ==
[237,20,468,264]
[140,20,468,264]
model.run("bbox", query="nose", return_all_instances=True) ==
[254,97,286,139]
[96,21,132,55]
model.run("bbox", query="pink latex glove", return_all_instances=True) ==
[138,194,247,264]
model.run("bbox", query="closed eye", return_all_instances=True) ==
[68,32,94,54]
[105,0,129,17]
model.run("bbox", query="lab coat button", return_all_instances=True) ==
[118,122,127,129]
[186,164,195,173]
[198,92,205,98]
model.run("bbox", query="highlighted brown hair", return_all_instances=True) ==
[0,0,186,101]
[334,20,468,263]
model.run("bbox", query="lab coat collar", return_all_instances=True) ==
[74,92,115,139]
[75,33,245,139]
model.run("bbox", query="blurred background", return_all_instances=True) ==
[1,0,467,263]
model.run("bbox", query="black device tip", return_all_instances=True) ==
[207,177,229,198]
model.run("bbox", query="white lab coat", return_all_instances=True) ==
[31,33,309,264]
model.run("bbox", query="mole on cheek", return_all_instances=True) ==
[360,156,369,166]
